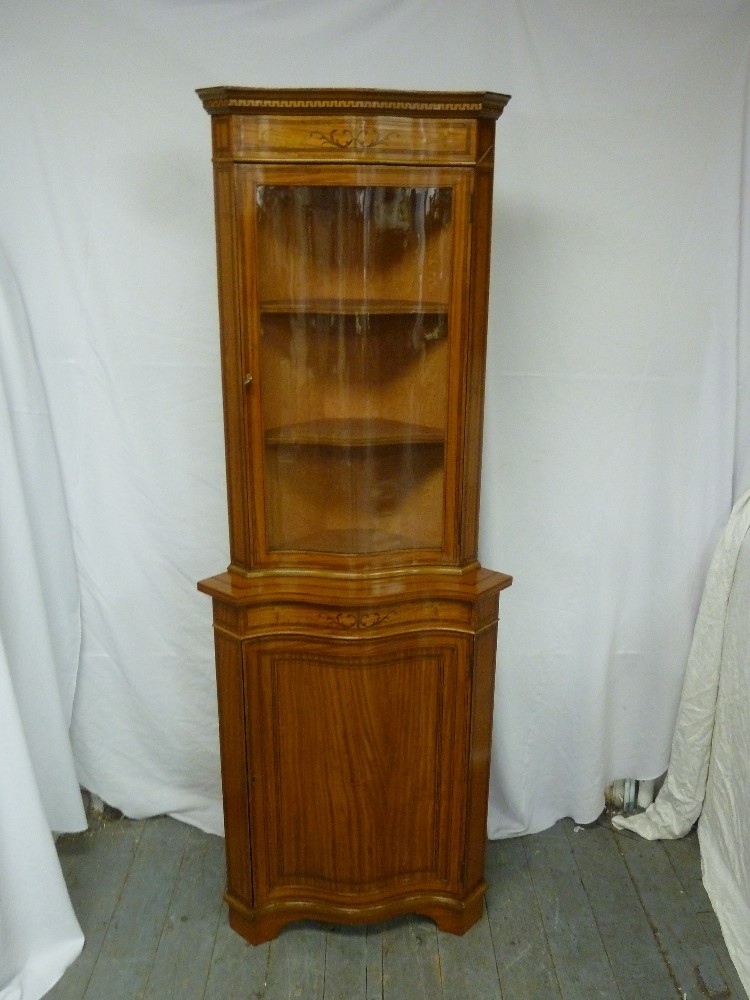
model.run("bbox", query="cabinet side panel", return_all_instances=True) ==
[463,615,500,892]
[442,171,474,565]
[460,134,497,563]
[213,628,253,905]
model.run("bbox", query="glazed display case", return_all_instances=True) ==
[197,87,511,944]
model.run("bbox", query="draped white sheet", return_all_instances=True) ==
[0,2,749,997]
[613,489,750,994]
[0,250,84,997]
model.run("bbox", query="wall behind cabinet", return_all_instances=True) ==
[0,0,747,840]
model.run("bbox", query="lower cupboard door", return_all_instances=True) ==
[243,633,470,904]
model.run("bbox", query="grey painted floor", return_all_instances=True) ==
[48,812,747,999]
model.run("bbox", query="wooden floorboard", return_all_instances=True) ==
[437,909,500,1000]
[322,926,370,1000]
[663,833,748,998]
[140,826,225,999]
[485,835,562,999]
[523,821,621,999]
[81,816,192,999]
[619,824,743,999]
[364,924,385,1000]
[265,922,327,1000]
[48,814,749,1000]
[382,917,442,999]
[201,918,269,1000]
[47,816,145,1000]
[565,819,679,998]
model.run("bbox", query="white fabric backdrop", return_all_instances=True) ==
[0,249,84,998]
[0,1,749,995]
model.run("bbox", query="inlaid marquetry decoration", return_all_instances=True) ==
[318,609,398,630]
[309,126,397,150]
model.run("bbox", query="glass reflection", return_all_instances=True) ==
[255,185,453,556]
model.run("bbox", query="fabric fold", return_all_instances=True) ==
[0,248,85,998]
[613,489,750,994]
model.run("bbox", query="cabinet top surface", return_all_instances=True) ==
[198,568,513,606]
[196,87,510,119]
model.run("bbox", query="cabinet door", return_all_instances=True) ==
[236,165,472,572]
[244,633,470,905]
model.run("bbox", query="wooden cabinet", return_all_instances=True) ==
[197,88,512,944]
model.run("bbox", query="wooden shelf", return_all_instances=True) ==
[260,299,448,317]
[265,418,444,448]
[278,527,423,554]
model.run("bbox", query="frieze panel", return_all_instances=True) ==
[309,126,397,150]
[319,609,398,630]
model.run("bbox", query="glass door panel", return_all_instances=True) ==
[252,175,459,558]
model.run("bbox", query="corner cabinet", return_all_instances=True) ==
[196,88,512,944]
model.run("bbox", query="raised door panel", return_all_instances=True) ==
[245,634,469,904]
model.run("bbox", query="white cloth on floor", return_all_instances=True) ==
[613,489,750,995]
